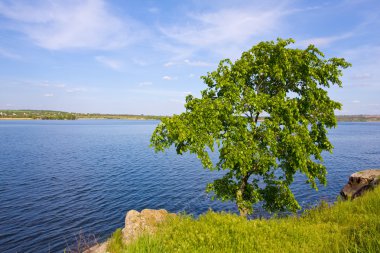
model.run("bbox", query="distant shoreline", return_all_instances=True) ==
[1,117,380,122]
[0,117,159,121]
[0,118,32,120]
[0,110,164,121]
[1,110,380,122]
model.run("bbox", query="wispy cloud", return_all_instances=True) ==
[351,73,372,80]
[148,7,159,14]
[164,59,212,67]
[155,42,195,62]
[169,98,185,104]
[0,0,145,50]
[138,81,153,87]
[95,56,123,70]
[341,45,380,88]
[298,33,354,48]
[164,61,175,67]
[55,84,66,88]
[66,87,87,93]
[132,58,149,66]
[342,45,380,64]
[159,4,287,49]
[40,81,67,88]
[184,59,212,67]
[163,75,176,81]
[0,47,22,60]
[5,79,88,94]
[127,88,191,98]
[17,79,66,88]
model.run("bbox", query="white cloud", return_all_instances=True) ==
[35,81,66,88]
[342,46,380,65]
[351,73,371,80]
[169,98,185,104]
[132,58,148,66]
[5,79,88,95]
[54,83,66,88]
[155,42,195,61]
[164,61,175,67]
[163,75,174,80]
[159,4,287,48]
[164,59,212,67]
[341,46,380,88]
[352,100,360,103]
[127,88,191,97]
[0,0,144,50]
[184,59,212,67]
[95,56,123,70]
[171,91,192,103]
[36,81,50,87]
[148,7,159,14]
[138,81,153,87]
[66,87,87,93]
[0,47,22,60]
[298,33,353,48]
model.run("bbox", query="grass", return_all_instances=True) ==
[107,186,380,253]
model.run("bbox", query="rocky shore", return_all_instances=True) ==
[85,169,380,253]
[340,169,380,200]
[85,209,175,253]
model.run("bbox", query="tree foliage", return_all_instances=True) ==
[150,38,351,216]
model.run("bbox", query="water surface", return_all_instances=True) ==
[0,120,379,252]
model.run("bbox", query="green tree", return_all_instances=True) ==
[151,38,351,217]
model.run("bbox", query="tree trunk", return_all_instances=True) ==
[236,173,250,217]
[237,190,249,217]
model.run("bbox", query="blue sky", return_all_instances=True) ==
[0,0,379,115]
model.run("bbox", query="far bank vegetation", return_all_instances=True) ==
[1,110,379,122]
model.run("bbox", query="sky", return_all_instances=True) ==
[0,0,379,115]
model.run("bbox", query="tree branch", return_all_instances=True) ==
[255,112,260,124]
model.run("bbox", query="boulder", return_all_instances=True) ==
[340,169,380,200]
[122,209,175,243]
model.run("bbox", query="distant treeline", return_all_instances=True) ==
[0,110,76,120]
[336,115,380,122]
[1,110,379,122]
[76,113,163,120]
[0,110,163,120]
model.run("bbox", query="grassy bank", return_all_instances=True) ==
[107,186,380,253]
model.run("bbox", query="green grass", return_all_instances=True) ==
[107,186,380,253]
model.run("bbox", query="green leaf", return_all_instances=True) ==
[150,38,350,216]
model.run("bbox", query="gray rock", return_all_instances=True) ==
[122,209,175,243]
[340,169,380,200]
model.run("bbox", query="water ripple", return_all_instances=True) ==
[0,120,379,252]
